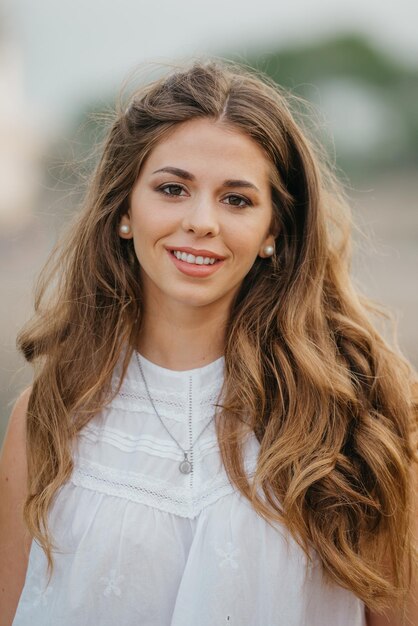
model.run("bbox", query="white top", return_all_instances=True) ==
[13,350,366,626]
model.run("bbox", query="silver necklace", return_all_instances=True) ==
[135,352,217,474]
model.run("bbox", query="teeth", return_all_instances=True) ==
[172,251,218,265]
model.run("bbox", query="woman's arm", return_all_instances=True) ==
[366,461,418,626]
[0,388,33,626]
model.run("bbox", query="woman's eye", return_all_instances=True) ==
[224,194,252,208]
[156,185,252,208]
[157,184,185,197]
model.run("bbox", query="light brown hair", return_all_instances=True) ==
[18,57,418,615]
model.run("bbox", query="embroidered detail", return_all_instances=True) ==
[70,457,241,518]
[187,376,194,489]
[213,541,240,570]
[109,377,223,426]
[117,389,184,416]
[198,380,224,411]
[100,568,125,597]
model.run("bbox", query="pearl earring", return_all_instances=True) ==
[263,245,275,257]
[119,224,131,234]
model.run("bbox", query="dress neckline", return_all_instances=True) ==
[132,350,225,390]
[135,350,224,375]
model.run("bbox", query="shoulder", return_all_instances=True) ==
[0,386,32,489]
[3,386,32,442]
[0,387,33,625]
[9,386,32,425]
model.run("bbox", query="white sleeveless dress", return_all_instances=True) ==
[13,351,366,625]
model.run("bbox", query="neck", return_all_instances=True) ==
[135,298,229,371]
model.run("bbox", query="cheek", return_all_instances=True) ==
[131,209,169,249]
[226,220,266,258]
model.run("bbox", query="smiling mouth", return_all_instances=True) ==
[169,250,222,266]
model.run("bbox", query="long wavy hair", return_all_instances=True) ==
[18,57,417,615]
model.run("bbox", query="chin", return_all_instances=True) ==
[168,288,226,309]
[173,295,218,308]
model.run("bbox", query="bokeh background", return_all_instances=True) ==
[1,0,417,444]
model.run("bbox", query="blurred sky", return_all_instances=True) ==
[2,0,418,133]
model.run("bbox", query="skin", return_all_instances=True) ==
[119,116,278,371]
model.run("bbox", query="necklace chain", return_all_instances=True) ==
[135,352,217,474]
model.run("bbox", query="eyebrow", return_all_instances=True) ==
[151,166,260,193]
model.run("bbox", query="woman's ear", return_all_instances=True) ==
[118,214,133,239]
[258,234,277,259]
[259,210,280,258]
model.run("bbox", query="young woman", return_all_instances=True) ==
[1,59,417,626]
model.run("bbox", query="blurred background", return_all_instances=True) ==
[1,0,417,444]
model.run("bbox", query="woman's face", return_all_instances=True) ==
[120,117,278,312]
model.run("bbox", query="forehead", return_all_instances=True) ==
[141,117,273,187]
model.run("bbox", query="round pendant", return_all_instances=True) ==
[179,459,192,474]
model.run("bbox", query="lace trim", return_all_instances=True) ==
[117,379,222,402]
[70,458,239,518]
[110,379,224,423]
[198,380,224,404]
[114,390,184,418]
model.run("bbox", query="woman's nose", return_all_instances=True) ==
[181,198,220,237]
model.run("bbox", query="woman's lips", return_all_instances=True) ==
[166,249,224,277]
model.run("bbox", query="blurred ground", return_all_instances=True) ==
[1,168,417,444]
